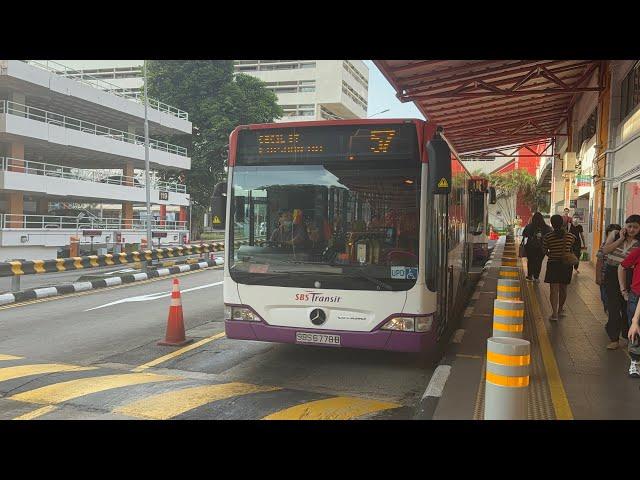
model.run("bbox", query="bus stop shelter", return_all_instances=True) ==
[374,60,603,159]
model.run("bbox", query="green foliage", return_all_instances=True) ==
[486,169,548,226]
[145,61,283,212]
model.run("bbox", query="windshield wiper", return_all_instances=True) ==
[240,270,332,285]
[343,272,393,291]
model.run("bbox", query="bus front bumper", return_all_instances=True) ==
[224,320,436,353]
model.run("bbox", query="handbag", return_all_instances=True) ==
[561,235,579,266]
[562,251,579,266]
[518,238,526,258]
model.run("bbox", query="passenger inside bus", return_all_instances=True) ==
[269,209,308,247]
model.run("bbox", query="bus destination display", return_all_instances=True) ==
[236,124,418,163]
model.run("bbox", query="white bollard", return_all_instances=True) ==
[484,337,530,420]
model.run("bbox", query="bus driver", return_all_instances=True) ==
[270,209,308,247]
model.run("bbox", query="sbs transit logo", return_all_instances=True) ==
[294,291,342,303]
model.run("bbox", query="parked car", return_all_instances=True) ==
[100,175,142,187]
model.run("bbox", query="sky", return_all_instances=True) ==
[364,60,425,120]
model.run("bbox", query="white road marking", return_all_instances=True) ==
[84,281,224,311]
[422,365,451,399]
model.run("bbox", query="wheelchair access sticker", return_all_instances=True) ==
[390,266,418,280]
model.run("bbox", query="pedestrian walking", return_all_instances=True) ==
[620,239,640,377]
[568,216,586,274]
[521,212,551,282]
[627,297,640,379]
[542,214,577,321]
[595,224,622,313]
[601,215,640,350]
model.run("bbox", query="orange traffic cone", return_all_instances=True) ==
[158,278,193,347]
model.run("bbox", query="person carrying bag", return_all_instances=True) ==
[542,214,577,321]
[523,212,551,282]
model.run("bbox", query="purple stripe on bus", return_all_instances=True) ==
[224,321,436,353]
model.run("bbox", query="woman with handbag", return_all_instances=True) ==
[542,214,577,321]
[522,212,551,282]
[601,215,640,350]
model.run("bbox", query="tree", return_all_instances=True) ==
[483,169,546,230]
[145,61,283,235]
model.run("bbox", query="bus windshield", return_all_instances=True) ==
[229,123,421,291]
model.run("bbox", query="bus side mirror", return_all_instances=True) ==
[426,128,451,195]
[489,187,497,204]
[211,181,227,229]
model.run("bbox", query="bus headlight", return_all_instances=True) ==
[225,305,260,322]
[381,317,415,332]
[380,315,433,332]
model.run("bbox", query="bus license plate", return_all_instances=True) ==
[295,332,341,346]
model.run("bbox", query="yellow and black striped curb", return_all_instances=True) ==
[0,259,221,306]
[0,242,230,278]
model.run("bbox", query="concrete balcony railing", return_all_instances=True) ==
[25,60,189,121]
[0,100,188,157]
[0,157,187,194]
[0,214,187,231]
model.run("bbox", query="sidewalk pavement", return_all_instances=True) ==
[525,259,640,419]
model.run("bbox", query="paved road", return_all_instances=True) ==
[0,266,436,420]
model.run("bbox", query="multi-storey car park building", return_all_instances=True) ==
[0,60,192,261]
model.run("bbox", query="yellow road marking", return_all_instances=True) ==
[10,372,177,405]
[132,332,226,372]
[526,281,574,419]
[0,354,23,361]
[0,266,222,311]
[115,382,280,419]
[0,363,96,382]
[13,405,58,420]
[262,396,400,420]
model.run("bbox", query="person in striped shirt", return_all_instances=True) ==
[542,214,577,321]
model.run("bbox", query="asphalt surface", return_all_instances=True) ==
[0,265,436,419]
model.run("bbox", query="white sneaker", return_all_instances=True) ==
[629,361,640,378]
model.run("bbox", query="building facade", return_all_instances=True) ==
[234,60,369,121]
[56,60,370,123]
[549,60,640,261]
[0,60,192,260]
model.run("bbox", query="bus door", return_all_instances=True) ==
[426,128,452,339]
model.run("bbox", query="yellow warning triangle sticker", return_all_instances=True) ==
[438,177,449,188]
[212,215,221,224]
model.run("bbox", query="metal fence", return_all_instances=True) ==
[0,100,188,157]
[24,60,189,121]
[0,157,187,194]
[0,214,188,231]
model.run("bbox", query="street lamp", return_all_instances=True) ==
[143,60,152,255]
[368,108,390,118]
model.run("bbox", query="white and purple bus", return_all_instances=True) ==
[217,119,487,353]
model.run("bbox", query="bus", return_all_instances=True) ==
[215,119,490,353]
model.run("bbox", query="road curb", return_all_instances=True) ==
[0,258,223,307]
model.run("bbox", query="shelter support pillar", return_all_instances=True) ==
[592,62,611,263]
